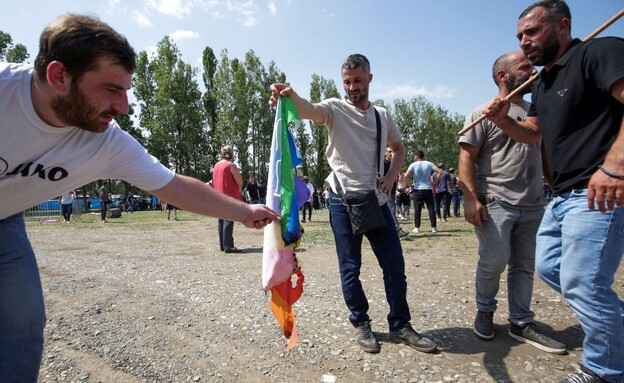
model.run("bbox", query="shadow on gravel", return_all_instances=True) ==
[398,321,580,383]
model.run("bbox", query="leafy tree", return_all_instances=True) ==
[308,74,339,186]
[201,46,219,176]
[256,61,286,182]
[393,96,463,170]
[6,44,29,63]
[0,31,12,61]
[115,104,146,195]
[0,31,29,63]
[243,50,269,179]
[133,37,206,179]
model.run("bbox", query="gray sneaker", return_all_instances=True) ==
[397,229,409,239]
[473,310,495,340]
[354,321,380,353]
[508,322,567,354]
[389,323,437,353]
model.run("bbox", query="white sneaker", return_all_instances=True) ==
[431,227,438,233]
[412,227,420,233]
[102,220,107,224]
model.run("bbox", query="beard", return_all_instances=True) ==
[507,73,532,95]
[50,84,116,133]
[525,30,560,67]
[347,87,368,105]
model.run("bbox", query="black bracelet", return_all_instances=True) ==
[597,165,624,180]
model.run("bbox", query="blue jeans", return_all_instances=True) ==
[536,189,624,382]
[328,192,410,331]
[474,202,543,325]
[0,213,46,383]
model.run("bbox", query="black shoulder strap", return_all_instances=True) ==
[374,107,381,178]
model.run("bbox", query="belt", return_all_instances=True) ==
[554,182,588,197]
[478,195,496,205]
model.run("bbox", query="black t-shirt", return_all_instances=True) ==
[528,37,624,194]
[246,182,259,200]
[383,158,398,194]
[258,183,267,199]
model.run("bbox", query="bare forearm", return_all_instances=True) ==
[458,152,478,202]
[270,83,324,124]
[151,174,251,222]
[496,116,542,144]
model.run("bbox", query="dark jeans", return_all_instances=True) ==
[100,200,108,221]
[328,191,410,331]
[412,189,437,229]
[217,219,235,251]
[302,202,312,221]
[452,191,463,217]
[435,191,451,220]
[61,203,72,222]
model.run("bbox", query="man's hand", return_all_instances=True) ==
[463,198,488,228]
[587,166,624,212]
[242,204,280,229]
[269,83,293,107]
[378,174,395,195]
[483,97,511,126]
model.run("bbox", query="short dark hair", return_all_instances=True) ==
[415,150,425,159]
[34,14,136,82]
[519,0,571,32]
[342,54,370,73]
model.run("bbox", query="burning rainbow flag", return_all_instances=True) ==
[262,96,305,350]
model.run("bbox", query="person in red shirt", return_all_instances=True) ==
[212,146,244,253]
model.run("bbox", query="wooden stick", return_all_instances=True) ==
[458,8,624,136]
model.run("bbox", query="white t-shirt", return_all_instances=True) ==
[59,192,74,205]
[318,98,402,204]
[0,63,175,219]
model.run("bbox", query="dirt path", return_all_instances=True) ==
[26,209,622,383]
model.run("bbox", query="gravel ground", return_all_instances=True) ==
[24,209,622,383]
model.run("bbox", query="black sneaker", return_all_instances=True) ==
[354,321,380,353]
[558,364,608,383]
[473,310,494,340]
[389,323,437,353]
[397,229,409,239]
[508,322,566,354]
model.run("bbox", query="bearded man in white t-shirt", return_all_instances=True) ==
[0,14,278,382]
[269,54,436,355]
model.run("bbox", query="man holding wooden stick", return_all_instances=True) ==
[459,50,565,354]
[484,1,624,382]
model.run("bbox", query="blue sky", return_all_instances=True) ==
[2,1,622,117]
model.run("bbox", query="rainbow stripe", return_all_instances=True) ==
[262,96,305,350]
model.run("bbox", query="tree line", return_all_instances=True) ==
[2,31,464,198]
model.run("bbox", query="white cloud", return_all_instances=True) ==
[132,10,153,27]
[226,0,260,28]
[267,1,277,16]
[168,30,201,41]
[376,83,456,101]
[147,0,192,18]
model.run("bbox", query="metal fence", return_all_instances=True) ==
[24,199,83,224]
[24,200,61,224]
